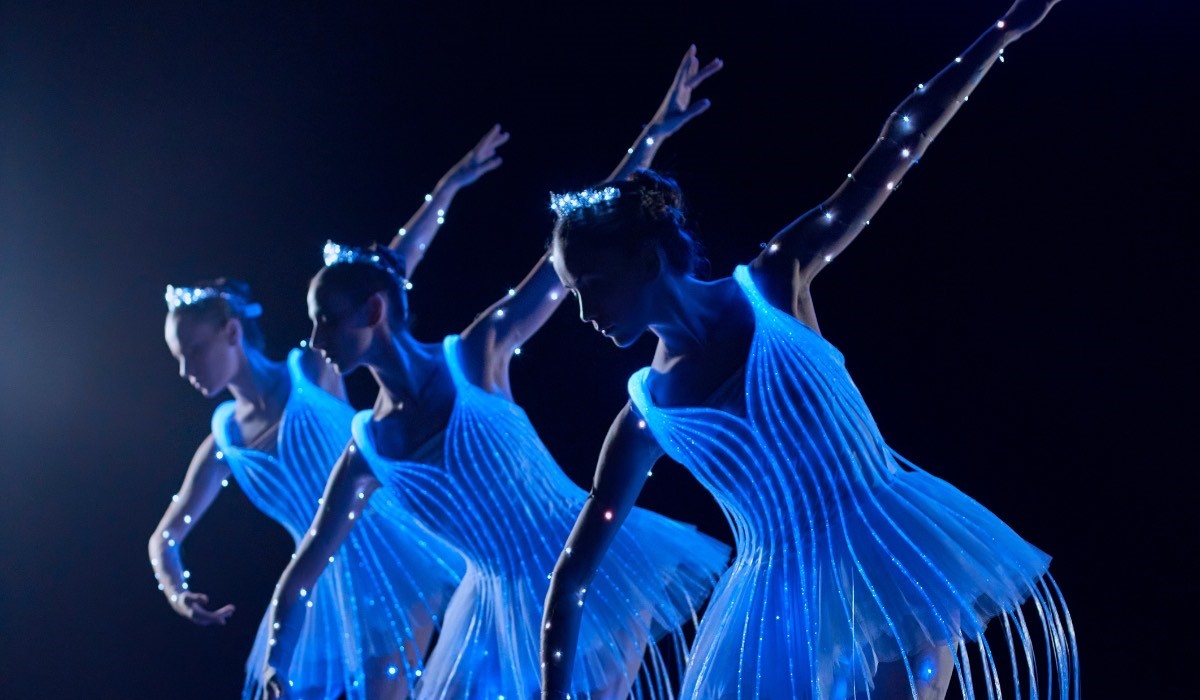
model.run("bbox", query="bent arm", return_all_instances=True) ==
[387,125,509,278]
[262,442,379,678]
[459,48,721,379]
[541,404,663,697]
[459,249,565,374]
[148,434,231,618]
[753,2,1060,309]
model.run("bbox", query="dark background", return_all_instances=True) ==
[1,1,1194,697]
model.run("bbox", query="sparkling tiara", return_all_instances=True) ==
[549,186,620,218]
[164,285,263,318]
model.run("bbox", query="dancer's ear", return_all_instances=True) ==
[365,292,387,327]
[639,241,663,282]
[223,318,243,346]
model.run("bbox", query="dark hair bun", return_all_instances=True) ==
[553,168,704,276]
[627,169,685,215]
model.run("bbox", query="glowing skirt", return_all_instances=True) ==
[678,461,1075,700]
[349,339,731,700]
[413,510,729,700]
[631,266,1078,699]
[239,503,463,700]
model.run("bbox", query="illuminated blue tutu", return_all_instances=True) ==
[350,335,731,700]
[627,266,1078,700]
[212,348,463,700]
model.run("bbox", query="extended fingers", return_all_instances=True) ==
[673,44,699,86]
[468,124,506,160]
[474,127,510,163]
[477,123,502,146]
[686,57,723,89]
[485,129,511,153]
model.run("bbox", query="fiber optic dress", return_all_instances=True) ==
[628,266,1078,700]
[349,335,731,699]
[211,348,463,700]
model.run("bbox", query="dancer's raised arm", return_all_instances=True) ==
[388,125,509,278]
[458,46,721,391]
[752,0,1061,317]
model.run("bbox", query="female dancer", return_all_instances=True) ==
[151,126,509,699]
[261,48,730,700]
[542,3,1077,699]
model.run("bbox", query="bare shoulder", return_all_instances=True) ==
[747,256,821,332]
[456,325,513,399]
[196,431,218,452]
[339,437,379,483]
[598,403,665,475]
[181,432,230,483]
[187,432,220,466]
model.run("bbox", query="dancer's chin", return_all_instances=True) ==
[327,355,358,375]
[603,328,641,349]
[190,379,220,398]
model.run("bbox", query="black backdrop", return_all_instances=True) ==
[1,1,1195,697]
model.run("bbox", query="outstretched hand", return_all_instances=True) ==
[440,123,510,190]
[646,45,723,141]
[176,591,235,626]
[1000,0,1063,35]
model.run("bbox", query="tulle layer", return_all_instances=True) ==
[241,504,463,700]
[680,465,1077,700]
[351,337,731,700]
[414,512,729,699]
[217,348,464,700]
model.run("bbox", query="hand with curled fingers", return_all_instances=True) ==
[259,665,286,699]
[173,590,235,626]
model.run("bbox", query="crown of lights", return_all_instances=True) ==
[549,186,620,218]
[322,240,406,283]
[164,285,263,318]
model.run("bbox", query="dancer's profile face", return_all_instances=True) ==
[164,312,241,398]
[307,279,374,374]
[551,234,656,348]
